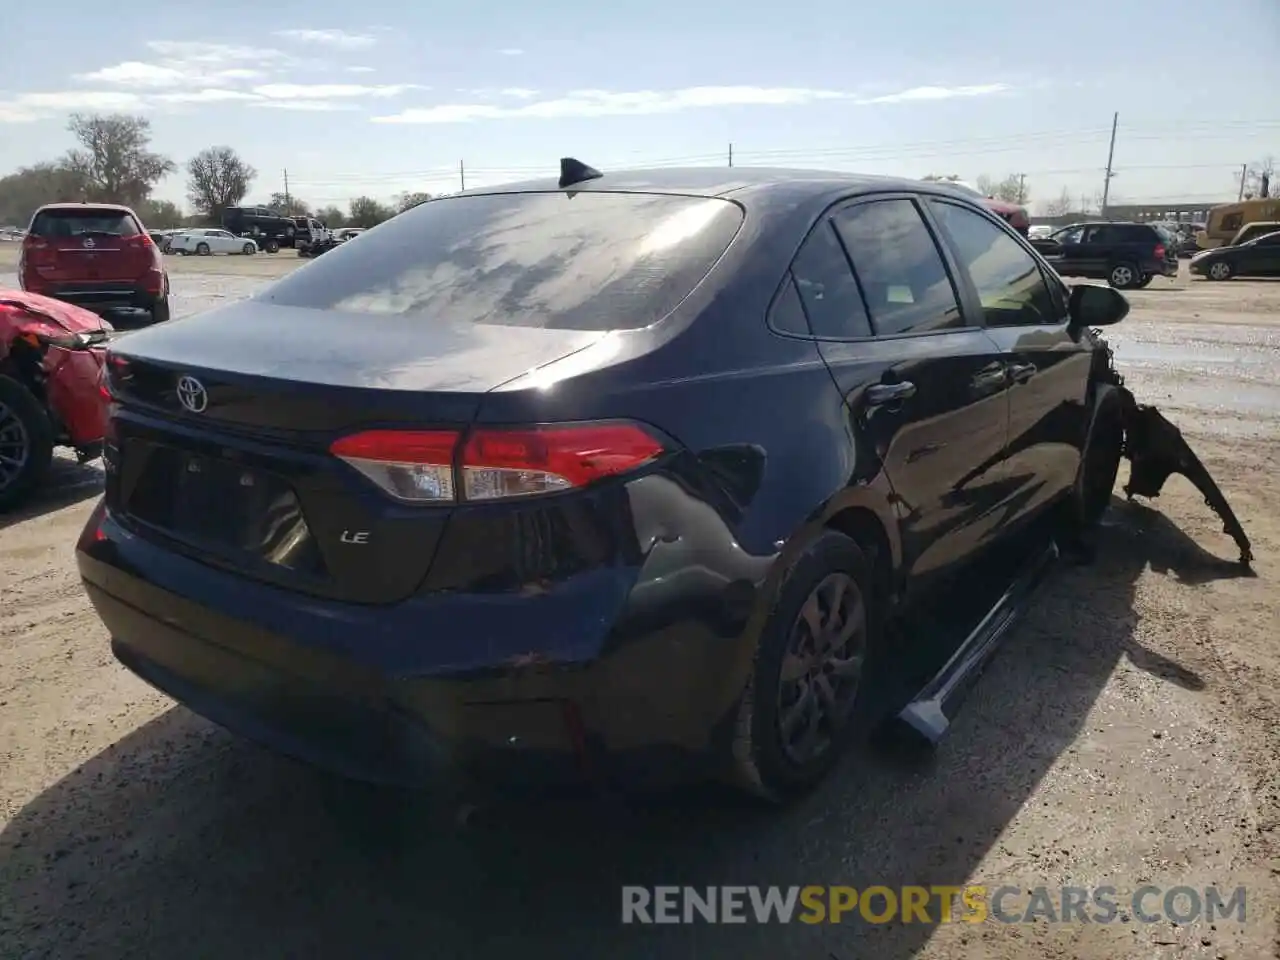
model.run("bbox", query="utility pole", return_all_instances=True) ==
[1238,163,1248,201]
[459,160,466,192]
[1018,173,1027,205]
[1100,111,1118,219]
[283,168,291,212]
[728,143,733,168]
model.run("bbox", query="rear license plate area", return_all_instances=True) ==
[123,441,323,572]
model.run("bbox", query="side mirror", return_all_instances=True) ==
[1068,283,1129,329]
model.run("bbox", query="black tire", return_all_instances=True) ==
[196,242,211,256]
[242,242,255,256]
[149,297,171,324]
[1107,263,1140,289]
[1068,393,1125,533]
[729,530,879,802]
[0,374,55,512]
[264,239,280,254]
[1206,260,1233,281]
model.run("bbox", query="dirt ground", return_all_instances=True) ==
[1,256,1278,960]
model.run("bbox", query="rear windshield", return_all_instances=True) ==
[258,191,745,331]
[30,208,140,238]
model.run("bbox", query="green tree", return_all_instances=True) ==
[315,205,346,228]
[0,162,90,226]
[348,196,394,228]
[135,198,184,228]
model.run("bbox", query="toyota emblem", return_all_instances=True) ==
[176,376,209,413]
[82,237,96,249]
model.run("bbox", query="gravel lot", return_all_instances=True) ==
[2,250,1278,960]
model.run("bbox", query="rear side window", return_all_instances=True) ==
[260,192,744,331]
[832,199,963,336]
[788,221,872,339]
[30,208,140,238]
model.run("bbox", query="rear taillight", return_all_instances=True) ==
[1154,244,1166,259]
[329,422,666,504]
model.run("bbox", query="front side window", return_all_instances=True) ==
[832,199,963,336]
[929,201,1058,327]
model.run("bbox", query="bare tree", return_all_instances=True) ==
[396,190,432,213]
[1243,156,1275,199]
[1040,188,1074,217]
[267,192,310,217]
[315,205,346,228]
[62,114,174,207]
[348,196,394,228]
[186,147,255,222]
[974,173,1028,204]
[135,198,184,228]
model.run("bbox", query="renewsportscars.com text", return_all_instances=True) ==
[621,885,1247,925]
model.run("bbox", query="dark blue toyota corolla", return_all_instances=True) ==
[77,162,1132,800]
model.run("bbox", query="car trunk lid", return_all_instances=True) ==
[105,299,607,604]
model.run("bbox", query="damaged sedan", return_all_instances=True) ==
[76,163,1251,802]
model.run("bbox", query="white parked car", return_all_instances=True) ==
[332,227,365,242]
[167,228,259,256]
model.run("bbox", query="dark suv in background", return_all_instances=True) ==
[220,206,295,253]
[1030,221,1179,289]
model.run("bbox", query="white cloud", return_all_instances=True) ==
[498,48,524,56]
[860,83,1010,104]
[145,41,292,64]
[76,61,266,89]
[253,83,422,100]
[273,29,377,49]
[249,99,360,112]
[372,83,1012,124]
[500,87,539,99]
[346,66,376,74]
[153,89,264,103]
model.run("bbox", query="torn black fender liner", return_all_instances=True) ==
[1115,388,1253,566]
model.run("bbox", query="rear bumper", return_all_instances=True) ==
[30,284,163,312]
[76,503,729,791]
[1150,259,1180,278]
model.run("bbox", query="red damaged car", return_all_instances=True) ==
[0,291,111,509]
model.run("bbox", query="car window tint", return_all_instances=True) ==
[929,201,1058,327]
[1258,232,1280,246]
[789,221,872,338]
[258,192,744,331]
[1057,225,1084,244]
[832,199,963,336]
[767,274,811,335]
[30,209,140,238]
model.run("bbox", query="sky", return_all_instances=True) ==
[2,0,1278,214]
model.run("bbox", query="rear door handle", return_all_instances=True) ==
[866,381,917,406]
[1007,362,1037,384]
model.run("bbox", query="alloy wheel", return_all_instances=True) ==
[1110,265,1133,287]
[0,400,31,492]
[776,572,867,765]
[1209,262,1231,280]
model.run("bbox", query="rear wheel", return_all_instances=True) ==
[0,375,55,511]
[730,531,876,802]
[1107,262,1139,289]
[264,239,280,254]
[149,297,171,324]
[1207,261,1233,281]
[196,242,211,256]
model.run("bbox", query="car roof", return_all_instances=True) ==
[35,202,136,213]
[450,165,978,210]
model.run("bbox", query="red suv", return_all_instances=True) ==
[0,290,111,509]
[19,203,171,324]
